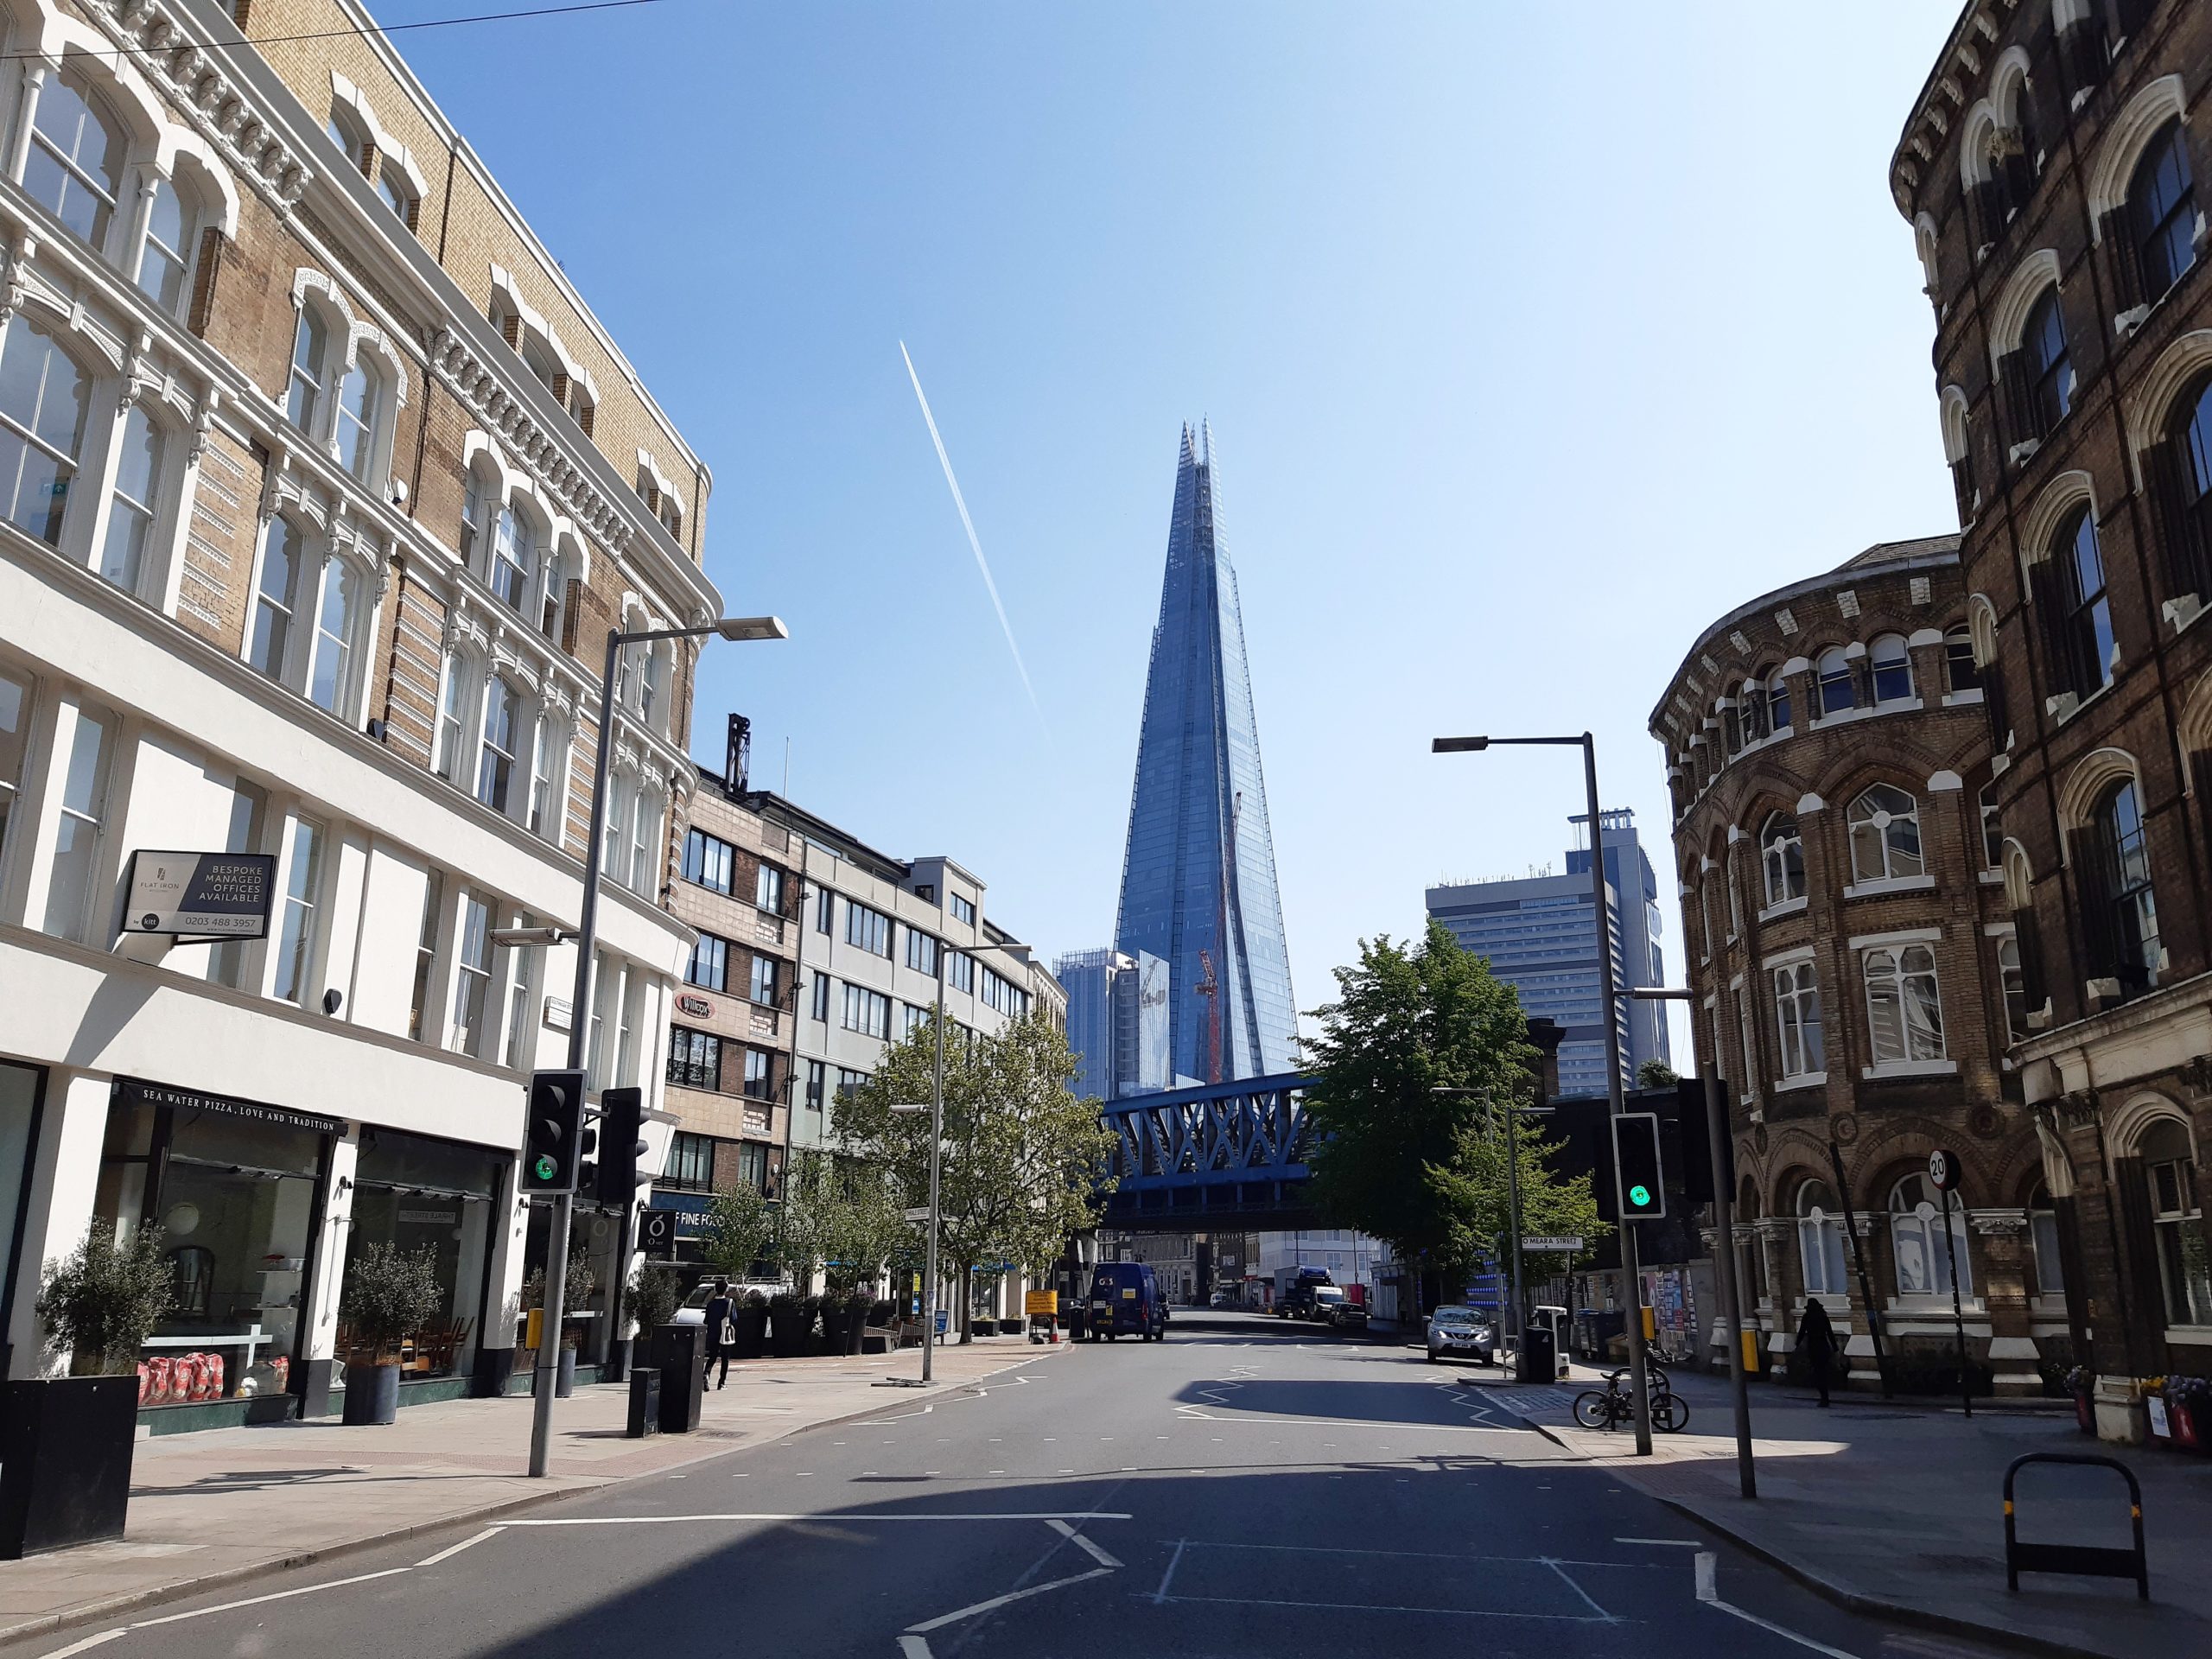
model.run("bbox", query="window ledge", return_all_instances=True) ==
[1841,874,1937,900]
[1774,1071,1827,1092]
[2048,678,2117,728]
[1758,897,1808,924]
[1864,1058,1958,1080]
[2164,593,2208,636]
[2164,1326,2212,1346]
[1941,689,1986,708]
[1978,868,2005,885]
[1871,696,1924,715]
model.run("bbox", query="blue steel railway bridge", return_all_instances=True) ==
[1096,1072,1322,1229]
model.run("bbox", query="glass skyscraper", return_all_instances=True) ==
[1113,423,1300,1084]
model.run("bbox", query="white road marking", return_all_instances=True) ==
[1046,1518,1123,1568]
[897,1637,932,1659]
[415,1528,502,1567]
[1695,1552,1861,1658]
[130,1567,413,1630]
[1618,1536,1700,1548]
[903,1567,1113,1632]
[1152,1538,1189,1605]
[504,1511,1132,1525]
[38,1632,126,1658]
[1151,1592,1614,1621]
[1540,1558,1615,1622]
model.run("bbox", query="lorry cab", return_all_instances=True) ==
[1088,1262,1167,1342]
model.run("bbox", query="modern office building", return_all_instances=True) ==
[1426,811,1670,1097]
[1114,423,1299,1084]
[0,0,715,1415]
[1054,946,1172,1103]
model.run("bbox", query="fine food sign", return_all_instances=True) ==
[123,851,275,938]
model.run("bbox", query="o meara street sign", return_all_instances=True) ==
[1521,1236,1586,1253]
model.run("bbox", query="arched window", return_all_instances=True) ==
[1721,697,1743,757]
[1796,1179,1850,1298]
[99,407,164,594]
[1847,784,1923,883]
[2082,779,2161,993]
[288,307,330,431]
[1768,667,1792,734]
[23,73,124,249]
[434,650,473,785]
[1944,625,1980,694]
[2174,378,2212,594]
[528,715,565,839]
[1760,811,1804,906]
[0,318,91,546]
[639,645,664,729]
[1770,961,1823,1079]
[1871,633,1914,703]
[1817,648,1856,715]
[1890,1173,1971,1299]
[249,517,306,682]
[1863,943,1946,1063]
[629,780,659,892]
[308,556,360,716]
[2024,287,2074,435]
[2026,1183,2065,1296]
[2056,507,2116,696]
[536,545,564,640]
[601,770,632,876]
[1979,783,2003,870]
[2140,1118,2209,1327]
[476,675,520,812]
[1998,934,2028,1041]
[490,505,535,612]
[334,361,381,480]
[377,167,418,233]
[136,177,195,314]
[2128,120,2197,306]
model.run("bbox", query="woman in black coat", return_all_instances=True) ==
[1796,1298,1839,1407]
[703,1277,736,1389]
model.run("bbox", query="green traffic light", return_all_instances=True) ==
[1629,1184,1652,1208]
[533,1154,558,1182]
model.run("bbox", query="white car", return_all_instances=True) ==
[672,1281,784,1325]
[1426,1306,1496,1363]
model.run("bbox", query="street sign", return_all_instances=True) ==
[1024,1290,1058,1316]
[1521,1236,1586,1253]
[122,850,275,938]
[1927,1147,1962,1193]
[639,1208,677,1257]
[903,1206,932,1223]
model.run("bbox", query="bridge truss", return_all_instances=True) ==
[1097,1071,1319,1226]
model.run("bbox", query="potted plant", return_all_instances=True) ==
[2164,1376,2210,1452]
[626,1265,686,1353]
[521,1253,596,1396]
[768,1291,812,1358]
[339,1243,442,1426]
[3,1222,172,1556]
[844,1291,872,1356]
[2067,1365,2094,1434]
[817,1295,852,1356]
[734,1289,770,1358]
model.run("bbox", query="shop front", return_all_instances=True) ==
[94,1078,337,1423]
[0,1059,46,1377]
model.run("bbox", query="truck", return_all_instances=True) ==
[1273,1265,1334,1319]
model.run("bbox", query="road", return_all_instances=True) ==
[41,1313,2004,1659]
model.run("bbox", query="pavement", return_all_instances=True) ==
[1468,1355,2212,1659]
[0,1336,1047,1648]
[1,1311,2023,1659]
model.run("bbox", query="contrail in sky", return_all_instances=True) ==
[899,341,1046,728]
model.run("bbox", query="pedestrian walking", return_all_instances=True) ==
[1796,1298,1838,1407]
[704,1277,737,1389]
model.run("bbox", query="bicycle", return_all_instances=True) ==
[1573,1368,1688,1433]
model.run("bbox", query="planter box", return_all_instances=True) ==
[817,1306,852,1356]
[341,1361,399,1426]
[2075,1391,2095,1434]
[0,1376,139,1557]
[734,1307,768,1359]
[769,1307,813,1358]
[972,1319,997,1338]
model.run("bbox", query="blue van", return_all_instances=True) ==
[1087,1262,1166,1342]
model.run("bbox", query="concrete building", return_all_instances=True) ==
[1652,537,2046,1392]
[1426,811,1671,1098]
[1054,946,1172,1104]
[0,0,716,1416]
[1891,0,2212,1435]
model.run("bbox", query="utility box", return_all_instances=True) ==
[626,1364,662,1438]
[1516,1322,1557,1386]
[657,1322,706,1434]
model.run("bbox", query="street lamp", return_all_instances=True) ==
[1431,731,1655,1457]
[527,614,788,1479]
[882,931,1025,1387]
[1629,986,1755,1500]
[1433,1087,1552,1363]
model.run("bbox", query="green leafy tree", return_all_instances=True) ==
[773,1148,910,1294]
[1637,1058,1680,1090]
[340,1242,445,1361]
[702,1179,777,1281]
[1303,919,1538,1281]
[838,1010,1116,1340]
[1427,1116,1607,1283]
[36,1220,173,1376]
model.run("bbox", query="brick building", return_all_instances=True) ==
[1891,0,2212,1435]
[0,0,717,1412]
[1652,537,2066,1395]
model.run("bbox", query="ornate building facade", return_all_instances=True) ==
[1653,538,2067,1395]
[1892,0,2212,1435]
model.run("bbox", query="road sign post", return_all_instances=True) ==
[1928,1147,1973,1420]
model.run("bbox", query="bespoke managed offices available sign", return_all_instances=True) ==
[122,851,276,938]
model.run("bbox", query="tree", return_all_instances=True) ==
[837,1010,1116,1340]
[1304,920,1535,1281]
[702,1178,777,1281]
[775,1148,909,1295]
[36,1220,173,1376]
[1426,1116,1607,1286]
[1637,1058,1680,1090]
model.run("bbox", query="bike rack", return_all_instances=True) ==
[2002,1452,2147,1600]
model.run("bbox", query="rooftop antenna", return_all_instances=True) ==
[783,737,791,798]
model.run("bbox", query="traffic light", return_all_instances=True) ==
[1612,1111,1666,1220]
[522,1069,587,1193]
[594,1086,651,1206]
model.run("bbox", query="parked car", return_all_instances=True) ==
[1087,1262,1168,1342]
[1426,1305,1496,1364]
[672,1280,783,1325]
[1326,1294,1370,1332]
[1209,1288,1238,1309]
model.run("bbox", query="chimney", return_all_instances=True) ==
[726,715,751,796]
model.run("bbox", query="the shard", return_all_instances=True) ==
[1113,423,1299,1084]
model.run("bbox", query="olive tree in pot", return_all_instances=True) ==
[3,1222,172,1556]
[339,1243,443,1425]
[626,1264,686,1364]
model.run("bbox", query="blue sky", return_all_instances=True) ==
[397,1,1961,1047]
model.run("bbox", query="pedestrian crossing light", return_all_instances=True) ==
[1612,1111,1666,1220]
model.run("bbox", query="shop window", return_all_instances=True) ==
[343,1130,503,1380]
[1847,784,1923,883]
[42,704,113,943]
[2026,1184,2064,1296]
[1862,944,1946,1064]
[1796,1179,1850,1298]
[2142,1118,2211,1327]
[1889,1172,1972,1299]
[270,817,324,1004]
[99,407,164,597]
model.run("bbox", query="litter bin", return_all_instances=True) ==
[1516,1321,1556,1386]
[626,1364,662,1438]
[656,1322,706,1434]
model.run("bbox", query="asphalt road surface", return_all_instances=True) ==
[41,1313,2009,1659]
